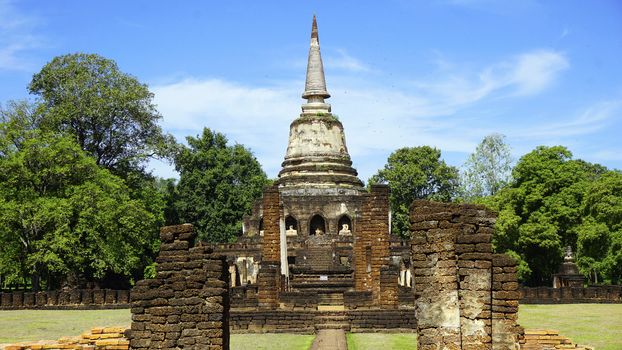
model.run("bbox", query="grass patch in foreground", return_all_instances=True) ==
[347,333,417,350]
[0,309,131,343]
[518,303,622,350]
[231,333,314,350]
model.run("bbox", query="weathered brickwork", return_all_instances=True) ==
[229,309,417,333]
[260,185,281,263]
[492,254,523,349]
[521,329,593,350]
[353,185,391,305]
[129,224,229,350]
[0,289,130,309]
[256,185,282,309]
[4,326,129,350]
[411,200,522,350]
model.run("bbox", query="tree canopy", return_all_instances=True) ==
[0,124,162,290]
[28,53,174,174]
[483,146,608,285]
[575,170,622,284]
[174,128,269,243]
[369,146,459,238]
[460,133,512,201]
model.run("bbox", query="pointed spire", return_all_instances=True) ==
[302,15,330,107]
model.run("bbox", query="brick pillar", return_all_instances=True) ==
[411,201,461,349]
[492,254,523,350]
[353,185,391,305]
[379,265,399,309]
[257,185,281,309]
[129,224,230,350]
[455,205,496,350]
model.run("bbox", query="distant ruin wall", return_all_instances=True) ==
[129,224,229,350]
[0,289,129,309]
[520,285,622,304]
[411,200,523,350]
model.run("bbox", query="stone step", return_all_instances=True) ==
[267,327,315,334]
[314,323,351,331]
[314,315,348,322]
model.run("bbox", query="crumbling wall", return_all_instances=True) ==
[129,224,229,350]
[353,185,393,306]
[411,200,522,350]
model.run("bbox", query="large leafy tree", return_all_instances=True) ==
[460,133,512,202]
[0,124,162,290]
[369,146,459,238]
[28,53,174,174]
[485,146,606,285]
[174,128,269,242]
[575,170,622,284]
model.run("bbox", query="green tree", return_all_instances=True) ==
[460,133,512,201]
[576,170,622,284]
[369,146,459,238]
[174,128,269,242]
[487,146,605,285]
[0,128,161,290]
[28,53,174,174]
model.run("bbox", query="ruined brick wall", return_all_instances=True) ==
[353,185,391,305]
[256,185,281,308]
[411,200,522,350]
[129,224,229,350]
[0,289,129,309]
[520,285,622,304]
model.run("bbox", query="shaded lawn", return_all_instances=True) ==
[347,333,417,350]
[518,304,622,350]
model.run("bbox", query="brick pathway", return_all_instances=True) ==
[309,329,348,350]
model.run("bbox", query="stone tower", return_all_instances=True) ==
[277,15,364,193]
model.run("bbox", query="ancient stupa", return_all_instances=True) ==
[277,15,364,192]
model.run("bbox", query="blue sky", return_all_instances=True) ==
[1,0,621,182]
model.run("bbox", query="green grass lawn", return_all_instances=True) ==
[518,304,622,350]
[231,334,314,350]
[1,304,621,349]
[347,333,417,350]
[0,309,131,343]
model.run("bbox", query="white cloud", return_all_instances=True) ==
[148,49,604,182]
[0,0,42,70]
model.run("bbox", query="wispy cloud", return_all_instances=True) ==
[0,0,42,70]
[326,49,372,73]
[514,100,622,139]
[412,50,569,108]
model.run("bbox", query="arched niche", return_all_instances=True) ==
[309,214,326,235]
[338,215,352,235]
[285,215,298,236]
[258,217,264,236]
